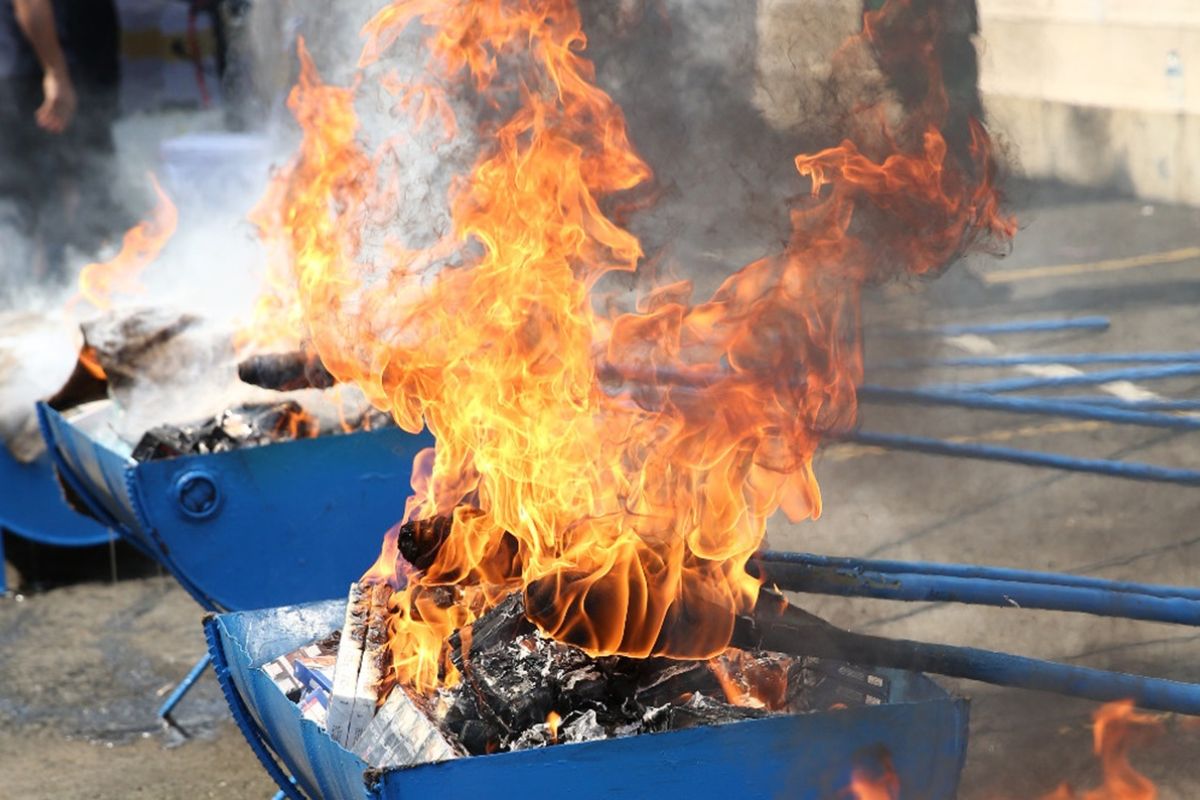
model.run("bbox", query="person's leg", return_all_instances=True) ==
[0,78,52,293]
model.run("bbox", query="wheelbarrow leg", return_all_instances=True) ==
[158,653,214,722]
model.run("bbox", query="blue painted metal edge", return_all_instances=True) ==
[205,613,308,800]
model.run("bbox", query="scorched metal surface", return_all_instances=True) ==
[36,402,434,611]
[206,600,970,800]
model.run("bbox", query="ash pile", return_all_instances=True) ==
[267,586,890,769]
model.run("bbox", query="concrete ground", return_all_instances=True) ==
[2,187,1199,797]
[770,184,1200,797]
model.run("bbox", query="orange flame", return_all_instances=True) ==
[78,345,107,381]
[1042,701,1162,800]
[77,175,177,310]
[844,761,900,800]
[840,701,1164,799]
[546,710,562,744]
[261,0,1013,694]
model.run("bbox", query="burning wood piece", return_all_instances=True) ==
[130,401,319,460]
[237,350,335,392]
[326,582,392,748]
[396,515,454,572]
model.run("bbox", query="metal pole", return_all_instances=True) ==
[752,558,1200,626]
[879,351,1200,369]
[853,636,1200,715]
[158,652,214,721]
[757,550,1200,601]
[1054,396,1200,412]
[746,600,1200,715]
[932,316,1110,336]
[857,385,1200,431]
[842,430,1200,486]
[931,363,1200,394]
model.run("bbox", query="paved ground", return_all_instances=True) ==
[2,186,1199,797]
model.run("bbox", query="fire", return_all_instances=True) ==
[545,710,562,744]
[264,0,1013,694]
[1042,701,1163,800]
[844,760,900,800]
[78,345,107,381]
[76,174,178,310]
[239,168,307,353]
[839,701,1165,799]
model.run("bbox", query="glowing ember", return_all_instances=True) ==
[76,174,178,311]
[263,0,1014,696]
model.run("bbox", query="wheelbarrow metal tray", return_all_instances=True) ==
[38,402,433,611]
[208,600,970,800]
[0,445,113,548]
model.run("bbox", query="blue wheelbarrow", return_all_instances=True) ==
[206,551,1200,798]
[36,400,433,719]
[206,598,968,800]
[0,444,116,594]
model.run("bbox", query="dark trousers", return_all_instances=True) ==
[0,76,121,292]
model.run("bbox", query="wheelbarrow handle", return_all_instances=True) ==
[753,551,1200,626]
[738,594,1200,716]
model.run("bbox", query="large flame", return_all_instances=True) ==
[263,0,1014,694]
[76,174,177,310]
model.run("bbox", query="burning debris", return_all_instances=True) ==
[237,350,336,392]
[228,0,1016,780]
[267,584,891,769]
[21,306,395,464]
[243,0,1015,717]
[132,402,323,460]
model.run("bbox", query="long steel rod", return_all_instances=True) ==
[745,600,1200,715]
[879,351,1200,369]
[158,652,213,721]
[931,363,1200,394]
[842,430,1200,486]
[751,558,1200,626]
[1054,396,1200,412]
[857,385,1200,430]
[932,316,1110,336]
[757,551,1200,601]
